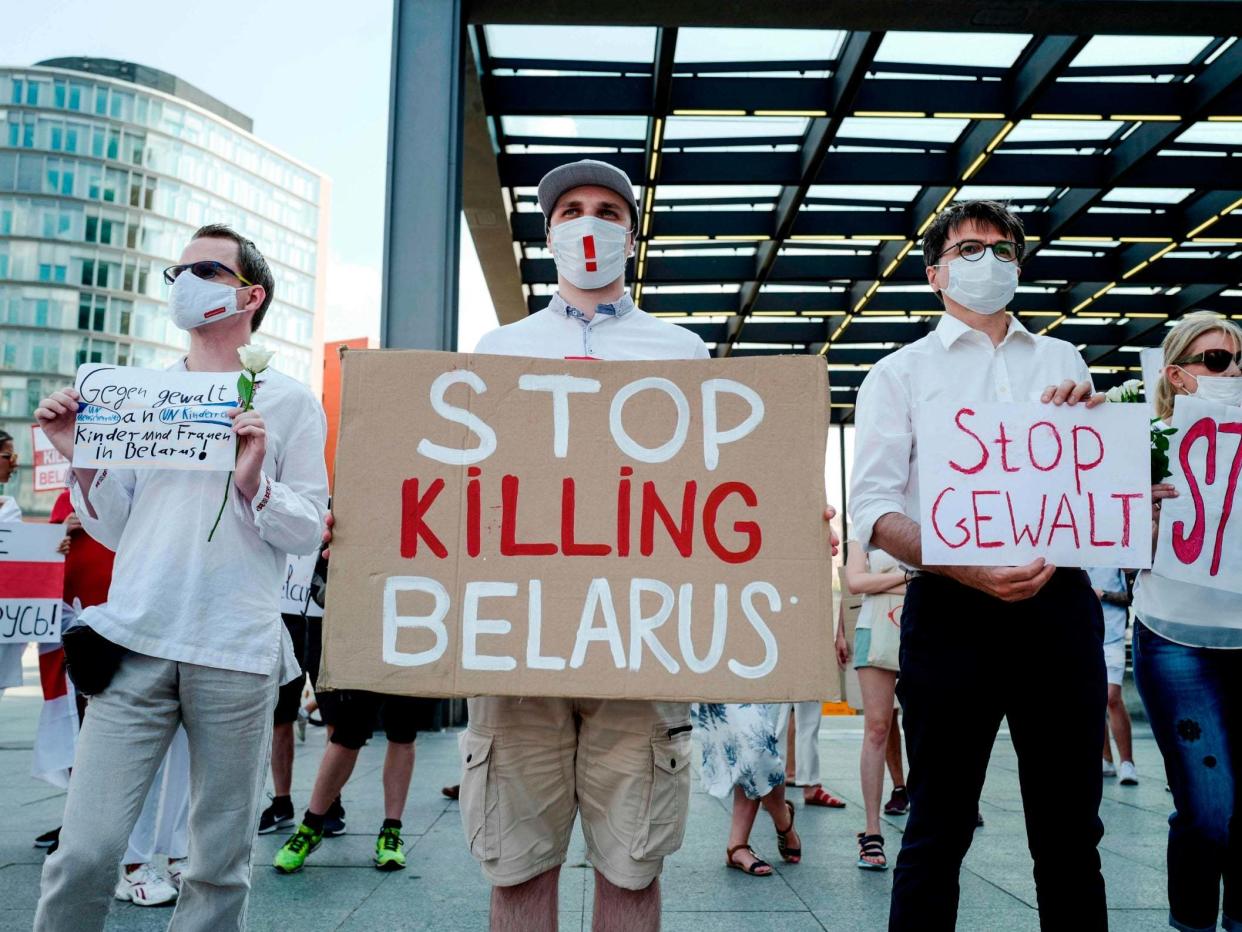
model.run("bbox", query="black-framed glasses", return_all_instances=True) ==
[1174,348,1242,373]
[938,239,1021,263]
[162,260,253,287]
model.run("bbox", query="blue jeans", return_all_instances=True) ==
[1134,621,1241,932]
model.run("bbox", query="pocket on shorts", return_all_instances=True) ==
[459,729,499,861]
[631,725,692,860]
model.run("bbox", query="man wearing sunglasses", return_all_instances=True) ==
[32,225,328,932]
[851,200,1110,931]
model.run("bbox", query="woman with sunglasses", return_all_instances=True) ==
[1133,310,1242,932]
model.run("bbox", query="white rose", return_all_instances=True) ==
[1104,385,1125,403]
[237,344,275,373]
[1123,378,1144,397]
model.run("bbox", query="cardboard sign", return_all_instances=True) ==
[916,402,1152,568]
[72,364,239,470]
[0,523,64,643]
[281,552,324,618]
[31,425,69,492]
[1153,395,1242,593]
[321,351,834,702]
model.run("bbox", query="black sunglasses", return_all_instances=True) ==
[937,239,1021,263]
[1174,348,1242,373]
[162,260,253,287]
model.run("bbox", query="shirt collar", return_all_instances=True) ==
[935,312,1032,349]
[548,290,635,321]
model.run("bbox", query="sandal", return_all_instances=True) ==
[726,843,773,876]
[857,832,887,871]
[883,786,909,815]
[805,786,847,808]
[775,801,802,863]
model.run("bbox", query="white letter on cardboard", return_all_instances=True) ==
[702,379,765,471]
[609,377,689,463]
[462,581,518,672]
[417,370,497,465]
[525,579,566,670]
[518,374,601,458]
[678,583,727,674]
[383,576,448,667]
[629,578,680,674]
[728,582,779,679]
[569,578,626,669]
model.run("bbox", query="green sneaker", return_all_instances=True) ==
[273,824,322,874]
[374,826,405,871]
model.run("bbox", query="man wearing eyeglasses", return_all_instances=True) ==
[32,225,328,932]
[850,200,1109,931]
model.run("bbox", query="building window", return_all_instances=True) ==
[39,263,53,282]
[54,81,65,109]
[25,81,39,106]
[85,216,98,242]
[35,299,49,327]
[69,84,83,110]
[50,126,63,151]
[94,87,108,116]
[80,260,94,287]
[10,79,21,104]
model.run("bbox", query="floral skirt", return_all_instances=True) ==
[691,702,785,800]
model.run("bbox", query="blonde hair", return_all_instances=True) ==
[1155,311,1242,421]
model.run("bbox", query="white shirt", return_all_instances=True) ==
[474,291,710,361]
[1085,566,1129,644]
[0,494,20,521]
[849,313,1091,554]
[71,362,328,677]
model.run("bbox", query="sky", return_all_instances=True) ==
[4,0,499,350]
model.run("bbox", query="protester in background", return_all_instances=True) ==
[776,701,848,809]
[837,543,907,870]
[272,691,438,873]
[1087,566,1138,785]
[32,225,328,932]
[114,728,190,907]
[694,702,801,876]
[0,429,24,696]
[1133,311,1242,932]
[851,200,1109,931]
[257,610,317,836]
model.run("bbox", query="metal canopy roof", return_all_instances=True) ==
[469,22,1242,422]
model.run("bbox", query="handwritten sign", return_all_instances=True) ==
[320,351,834,702]
[31,425,69,492]
[72,365,238,470]
[1153,394,1242,593]
[915,402,1152,568]
[281,552,324,618]
[0,523,64,643]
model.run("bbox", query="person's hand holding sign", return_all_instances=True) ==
[33,388,81,461]
[229,407,267,502]
[1040,379,1106,409]
[824,505,841,557]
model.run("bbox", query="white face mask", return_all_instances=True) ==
[549,216,631,290]
[1179,369,1242,407]
[939,252,1019,316]
[169,270,248,331]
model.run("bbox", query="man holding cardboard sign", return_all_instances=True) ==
[32,226,328,932]
[315,159,837,930]
[850,200,1110,931]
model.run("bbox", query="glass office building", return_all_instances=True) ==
[0,58,329,515]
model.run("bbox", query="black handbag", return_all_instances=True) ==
[61,625,126,696]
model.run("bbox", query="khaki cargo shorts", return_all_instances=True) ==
[459,696,693,891]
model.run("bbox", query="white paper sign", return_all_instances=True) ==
[31,425,70,492]
[281,552,324,618]
[0,523,65,643]
[915,402,1152,568]
[1152,394,1242,593]
[72,364,239,470]
[1140,348,1164,417]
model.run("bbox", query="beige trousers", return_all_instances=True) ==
[35,650,276,932]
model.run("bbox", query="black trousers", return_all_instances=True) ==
[889,569,1108,932]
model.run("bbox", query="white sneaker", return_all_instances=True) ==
[167,859,186,891]
[1102,759,1117,778]
[114,863,178,906]
[1118,761,1139,785]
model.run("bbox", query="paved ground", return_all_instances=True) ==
[1,653,1176,931]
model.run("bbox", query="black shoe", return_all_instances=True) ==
[258,799,296,835]
[975,810,985,829]
[33,827,60,849]
[323,796,347,837]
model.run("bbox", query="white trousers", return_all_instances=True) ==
[774,700,824,786]
[123,725,191,864]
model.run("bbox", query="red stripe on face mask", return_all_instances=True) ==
[583,235,596,272]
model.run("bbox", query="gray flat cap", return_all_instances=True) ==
[537,159,640,229]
